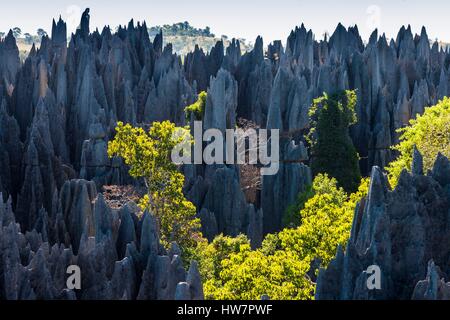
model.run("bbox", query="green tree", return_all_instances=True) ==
[387,97,450,186]
[203,26,212,37]
[185,91,207,121]
[148,23,215,38]
[284,174,369,267]
[308,90,361,193]
[12,27,22,38]
[193,234,250,284]
[108,121,201,260]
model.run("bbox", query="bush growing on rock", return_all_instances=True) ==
[185,91,207,121]
[193,235,251,289]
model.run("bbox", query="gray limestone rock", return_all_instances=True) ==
[411,146,424,175]
[316,156,450,300]
[186,260,204,300]
[201,166,255,241]
[198,208,219,242]
[1,7,450,301]
[175,282,191,300]
[412,261,450,300]
[261,140,311,234]
[204,69,238,133]
[60,180,97,253]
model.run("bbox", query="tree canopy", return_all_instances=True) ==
[148,22,215,38]
[387,97,450,186]
[12,27,22,38]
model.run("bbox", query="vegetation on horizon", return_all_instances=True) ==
[1,21,251,59]
[148,21,215,38]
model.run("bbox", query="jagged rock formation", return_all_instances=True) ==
[184,23,450,233]
[0,179,203,300]
[1,10,199,235]
[261,139,311,234]
[184,41,225,92]
[316,154,450,300]
[2,10,445,239]
[412,261,450,300]
[1,8,449,300]
[0,30,20,94]
[193,165,263,248]
[203,68,238,132]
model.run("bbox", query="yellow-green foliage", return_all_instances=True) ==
[276,175,369,269]
[200,175,369,300]
[108,121,201,257]
[281,175,349,267]
[387,98,450,186]
[185,91,207,121]
[201,237,315,300]
[193,235,251,291]
[214,245,314,300]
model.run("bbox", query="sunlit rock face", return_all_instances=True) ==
[316,154,450,300]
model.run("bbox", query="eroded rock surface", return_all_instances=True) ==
[316,154,450,300]
[0,180,202,300]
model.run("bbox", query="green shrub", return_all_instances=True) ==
[185,91,207,121]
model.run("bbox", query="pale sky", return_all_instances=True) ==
[0,0,448,44]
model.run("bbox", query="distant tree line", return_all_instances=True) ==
[148,21,215,38]
[0,27,47,44]
[1,21,216,43]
